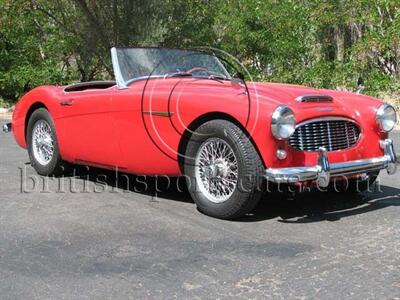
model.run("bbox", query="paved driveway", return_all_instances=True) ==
[0,121,399,299]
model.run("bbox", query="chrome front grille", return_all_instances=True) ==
[289,118,361,152]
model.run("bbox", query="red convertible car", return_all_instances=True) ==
[4,47,398,219]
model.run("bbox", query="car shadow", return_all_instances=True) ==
[68,165,400,223]
[68,165,194,204]
[239,185,400,223]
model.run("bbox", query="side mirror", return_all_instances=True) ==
[355,77,366,94]
[235,72,245,80]
[231,72,245,86]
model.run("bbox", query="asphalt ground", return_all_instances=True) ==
[0,119,399,299]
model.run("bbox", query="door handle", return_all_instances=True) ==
[60,99,74,106]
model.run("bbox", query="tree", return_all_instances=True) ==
[1,0,399,104]
[0,0,75,103]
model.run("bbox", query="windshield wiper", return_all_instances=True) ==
[209,74,231,81]
[165,71,232,82]
[165,71,193,78]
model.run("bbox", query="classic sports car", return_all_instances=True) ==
[4,47,398,219]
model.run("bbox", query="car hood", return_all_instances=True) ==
[246,82,383,123]
[247,82,378,106]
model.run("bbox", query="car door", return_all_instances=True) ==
[56,88,119,168]
[110,79,182,175]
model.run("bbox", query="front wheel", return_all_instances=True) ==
[27,108,66,176]
[184,120,264,219]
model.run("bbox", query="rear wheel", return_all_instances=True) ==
[27,108,66,176]
[184,120,264,219]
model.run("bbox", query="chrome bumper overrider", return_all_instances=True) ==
[265,139,398,187]
[2,123,11,133]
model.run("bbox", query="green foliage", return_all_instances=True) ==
[0,0,399,104]
[162,0,220,47]
[0,0,77,102]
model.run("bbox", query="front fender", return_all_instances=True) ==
[142,79,277,169]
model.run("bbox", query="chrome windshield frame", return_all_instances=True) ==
[111,47,128,89]
[110,47,231,89]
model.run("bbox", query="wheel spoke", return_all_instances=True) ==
[195,138,238,203]
[32,120,54,165]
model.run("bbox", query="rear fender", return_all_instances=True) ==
[12,86,63,148]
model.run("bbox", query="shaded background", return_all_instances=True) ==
[0,0,399,109]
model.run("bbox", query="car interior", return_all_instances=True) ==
[64,81,116,92]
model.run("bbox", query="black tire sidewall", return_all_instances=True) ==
[184,120,263,219]
[27,108,63,176]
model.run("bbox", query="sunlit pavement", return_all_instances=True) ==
[1,119,399,299]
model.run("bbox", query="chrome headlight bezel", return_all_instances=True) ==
[376,104,397,132]
[271,106,296,140]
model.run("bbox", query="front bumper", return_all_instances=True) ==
[265,139,398,187]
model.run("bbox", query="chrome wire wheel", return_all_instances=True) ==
[195,138,239,203]
[31,120,54,166]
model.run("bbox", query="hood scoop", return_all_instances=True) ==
[296,95,333,103]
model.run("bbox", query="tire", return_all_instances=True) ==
[329,171,379,193]
[27,108,66,176]
[184,120,264,219]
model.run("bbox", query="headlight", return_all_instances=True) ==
[376,104,397,132]
[271,106,296,140]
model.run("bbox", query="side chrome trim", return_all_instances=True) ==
[265,139,398,187]
[111,47,128,90]
[143,111,174,117]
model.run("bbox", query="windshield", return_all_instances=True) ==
[111,47,231,86]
